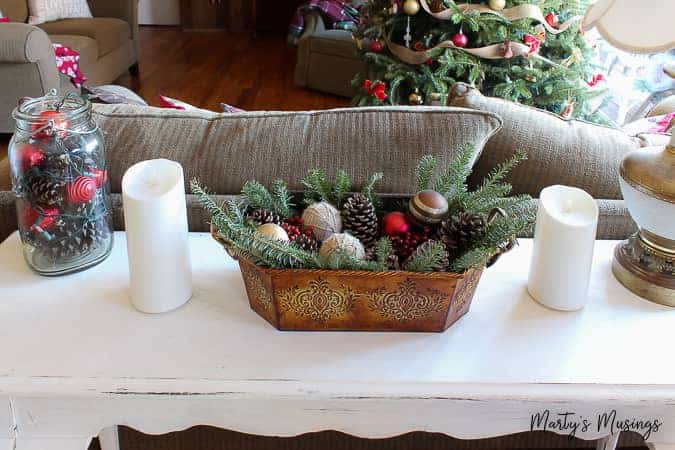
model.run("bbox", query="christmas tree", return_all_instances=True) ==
[352,0,607,122]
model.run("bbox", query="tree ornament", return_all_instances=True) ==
[370,39,385,53]
[31,110,70,139]
[247,208,282,225]
[403,0,420,15]
[437,212,487,254]
[302,201,342,242]
[363,79,388,102]
[66,176,97,204]
[408,89,424,105]
[30,177,65,206]
[545,12,560,28]
[256,223,290,242]
[501,41,514,59]
[382,211,411,237]
[409,190,449,226]
[91,168,108,188]
[342,193,379,248]
[452,32,468,48]
[488,0,505,10]
[561,101,575,119]
[20,143,46,170]
[319,233,366,261]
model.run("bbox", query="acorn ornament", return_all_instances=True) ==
[403,0,420,15]
[256,223,290,242]
[319,233,366,261]
[301,201,342,241]
[488,0,505,10]
[409,190,449,226]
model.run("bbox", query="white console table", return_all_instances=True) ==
[1,232,674,450]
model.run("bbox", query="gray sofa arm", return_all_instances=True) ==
[299,11,327,39]
[0,23,56,63]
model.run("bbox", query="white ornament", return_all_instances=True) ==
[256,223,290,242]
[301,202,342,242]
[404,16,413,48]
[319,233,366,261]
[489,0,506,10]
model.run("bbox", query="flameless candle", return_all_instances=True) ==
[528,185,599,311]
[122,159,192,313]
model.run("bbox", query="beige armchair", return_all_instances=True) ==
[293,11,366,98]
[0,0,139,133]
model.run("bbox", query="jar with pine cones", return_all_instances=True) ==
[9,91,113,276]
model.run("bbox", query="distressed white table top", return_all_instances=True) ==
[0,231,673,394]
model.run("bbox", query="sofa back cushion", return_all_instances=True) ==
[0,0,28,22]
[92,104,502,195]
[449,83,641,200]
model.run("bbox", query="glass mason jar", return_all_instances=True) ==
[9,91,113,276]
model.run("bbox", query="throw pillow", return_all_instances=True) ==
[159,95,245,114]
[448,83,642,200]
[27,0,92,25]
[0,10,9,22]
[85,85,148,106]
[91,104,502,196]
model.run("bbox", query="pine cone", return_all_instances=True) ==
[30,177,65,205]
[404,240,449,272]
[365,245,400,270]
[292,233,319,252]
[390,231,430,261]
[437,212,486,253]
[342,194,378,247]
[47,219,109,260]
[247,208,281,225]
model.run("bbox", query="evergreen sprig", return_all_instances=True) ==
[374,237,393,272]
[241,180,294,219]
[362,172,384,208]
[301,169,354,206]
[404,241,449,273]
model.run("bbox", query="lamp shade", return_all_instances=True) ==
[583,0,675,53]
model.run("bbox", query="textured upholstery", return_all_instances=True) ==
[91,104,503,195]
[449,83,641,200]
[38,17,130,56]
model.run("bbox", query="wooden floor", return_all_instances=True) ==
[1,26,350,163]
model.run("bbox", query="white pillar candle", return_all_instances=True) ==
[122,159,192,313]
[528,185,599,311]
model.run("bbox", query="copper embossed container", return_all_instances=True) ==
[213,227,483,332]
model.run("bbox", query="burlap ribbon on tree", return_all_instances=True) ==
[386,0,582,65]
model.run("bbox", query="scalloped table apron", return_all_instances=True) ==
[0,232,674,450]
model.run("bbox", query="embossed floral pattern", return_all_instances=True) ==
[279,278,356,323]
[366,279,445,322]
[452,270,480,313]
[241,264,273,315]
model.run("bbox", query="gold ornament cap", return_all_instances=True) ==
[403,0,421,15]
[620,144,675,204]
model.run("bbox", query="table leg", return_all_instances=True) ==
[14,437,91,450]
[99,426,120,450]
[596,433,621,450]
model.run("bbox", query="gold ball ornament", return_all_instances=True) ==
[409,90,424,105]
[409,190,449,225]
[488,0,506,10]
[403,0,420,15]
[256,223,290,242]
[301,201,343,242]
[319,233,366,261]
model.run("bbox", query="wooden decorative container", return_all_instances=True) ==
[213,228,483,332]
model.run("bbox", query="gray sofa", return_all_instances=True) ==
[0,103,637,244]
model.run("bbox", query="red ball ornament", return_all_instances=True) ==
[382,211,411,237]
[23,206,59,232]
[370,39,385,53]
[452,32,468,48]
[20,143,46,170]
[91,169,108,188]
[66,176,97,204]
[545,12,559,28]
[31,110,70,139]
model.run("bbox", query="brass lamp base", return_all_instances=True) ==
[612,231,675,307]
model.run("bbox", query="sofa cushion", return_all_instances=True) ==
[48,34,97,72]
[91,104,503,196]
[309,30,358,59]
[38,17,130,56]
[448,83,642,200]
[0,0,28,22]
